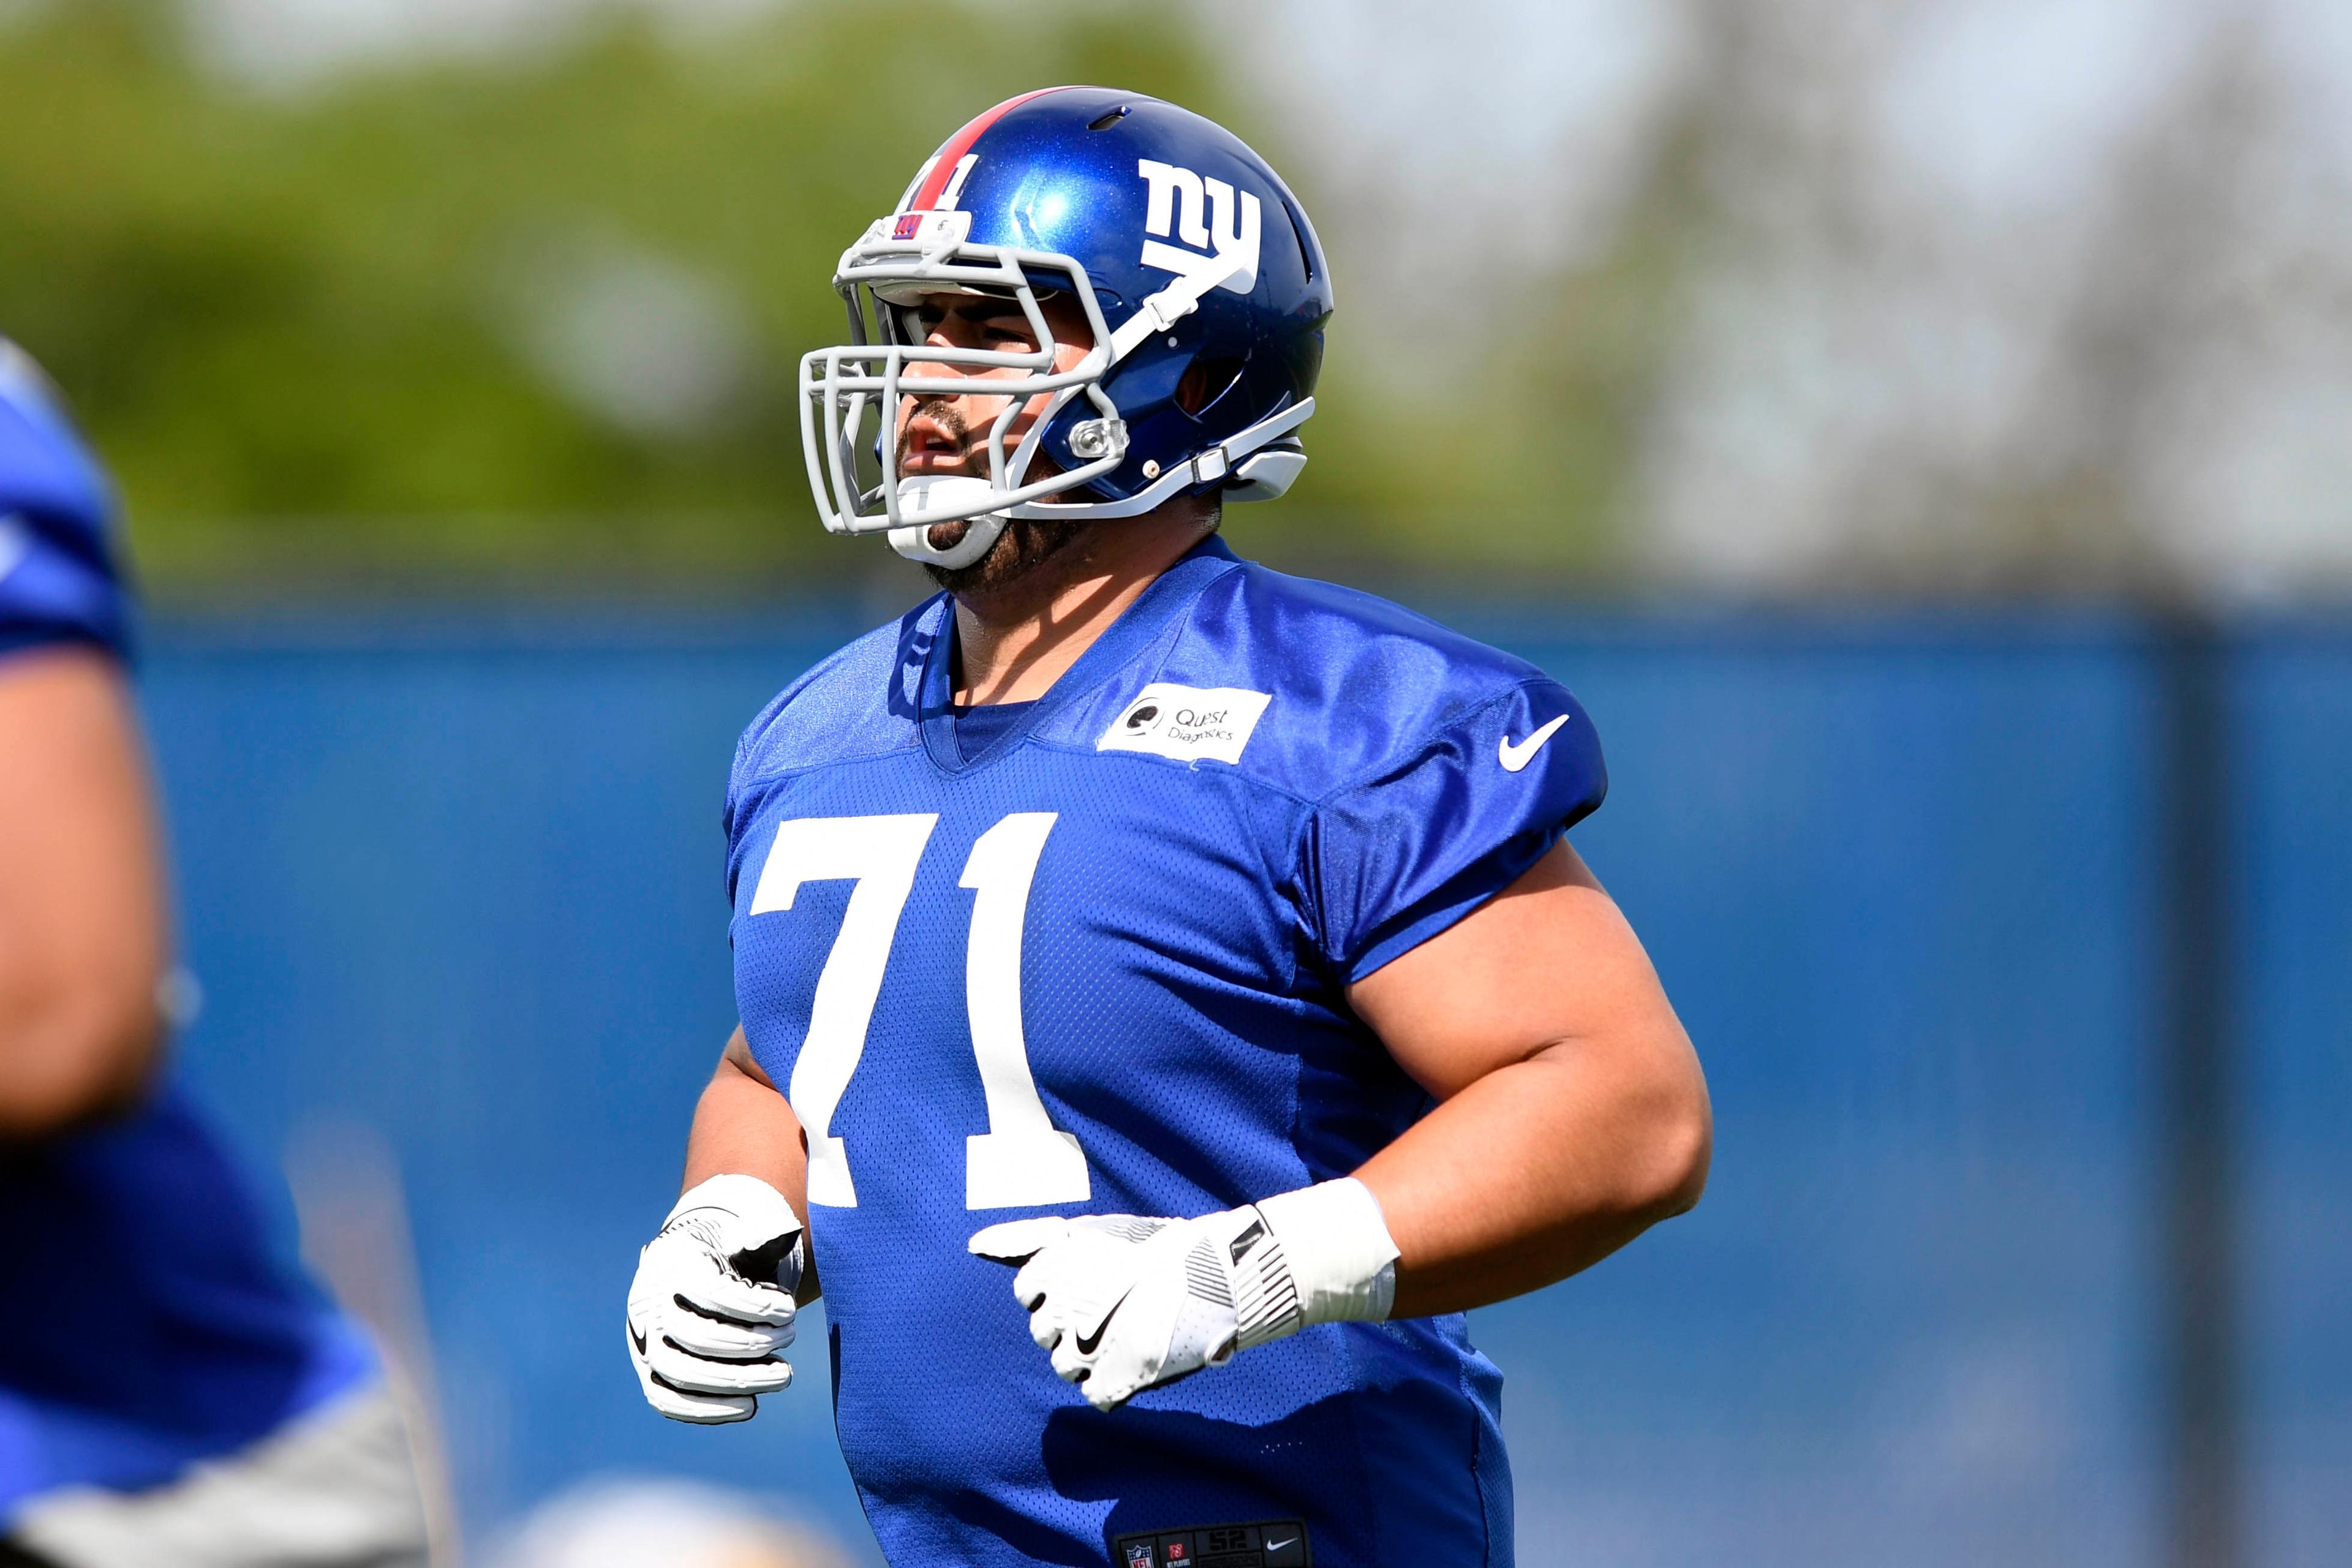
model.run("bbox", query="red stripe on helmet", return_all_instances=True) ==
[909,87,1076,210]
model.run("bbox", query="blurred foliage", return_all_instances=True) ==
[0,0,1656,590]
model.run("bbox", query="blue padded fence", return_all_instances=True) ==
[135,605,2351,1567]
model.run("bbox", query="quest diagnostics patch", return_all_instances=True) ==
[1097,682,1271,766]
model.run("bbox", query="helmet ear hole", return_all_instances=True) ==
[1175,356,1247,417]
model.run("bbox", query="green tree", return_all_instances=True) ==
[0,1,1670,590]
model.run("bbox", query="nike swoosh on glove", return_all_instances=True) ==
[627,1174,804,1425]
[969,1178,1398,1412]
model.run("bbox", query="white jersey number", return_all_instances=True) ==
[747,811,1089,1210]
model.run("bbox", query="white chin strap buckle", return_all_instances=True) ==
[889,475,1009,570]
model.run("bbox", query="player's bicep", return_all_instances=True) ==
[1349,841,1684,1101]
[722,1024,778,1091]
[0,646,168,1130]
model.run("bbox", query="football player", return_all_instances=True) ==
[0,339,430,1567]
[627,89,1711,1567]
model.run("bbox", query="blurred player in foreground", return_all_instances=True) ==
[627,90,1711,1566]
[0,339,429,1567]
[489,1478,846,1568]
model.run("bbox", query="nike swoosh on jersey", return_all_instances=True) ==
[1497,714,1570,772]
[1264,1537,1297,1552]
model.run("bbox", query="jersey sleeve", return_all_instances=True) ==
[0,342,130,662]
[1305,677,1606,984]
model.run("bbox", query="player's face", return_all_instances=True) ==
[893,291,1093,485]
[893,290,1098,593]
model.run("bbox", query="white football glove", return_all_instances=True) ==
[969,1178,1399,1412]
[627,1174,804,1425]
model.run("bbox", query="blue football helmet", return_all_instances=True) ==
[799,86,1333,567]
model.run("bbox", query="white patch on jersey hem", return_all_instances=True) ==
[0,514,28,586]
[1098,683,1272,766]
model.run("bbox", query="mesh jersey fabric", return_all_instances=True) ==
[951,699,1041,762]
[0,348,377,1518]
[723,535,1605,1568]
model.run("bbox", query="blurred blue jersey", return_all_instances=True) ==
[0,343,128,660]
[726,537,1606,1567]
[0,342,374,1518]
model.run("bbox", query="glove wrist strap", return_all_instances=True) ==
[663,1175,807,1294]
[664,1172,800,1235]
[1254,1178,1401,1327]
[1227,1216,1306,1352]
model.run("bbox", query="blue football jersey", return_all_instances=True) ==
[0,341,375,1517]
[0,342,129,659]
[725,537,1606,1567]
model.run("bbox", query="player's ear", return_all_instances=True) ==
[968,1217,1069,1264]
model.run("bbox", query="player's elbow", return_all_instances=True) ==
[0,966,166,1140]
[1625,1054,1712,1225]
[1648,1089,1712,1221]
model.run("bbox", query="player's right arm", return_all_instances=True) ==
[625,1027,810,1424]
[681,1028,814,1279]
[0,647,168,1138]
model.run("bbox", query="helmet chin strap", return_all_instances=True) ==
[888,475,1009,568]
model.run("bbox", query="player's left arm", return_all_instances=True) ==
[973,677,1706,1410]
[973,835,1706,1411]
[1348,837,1709,1318]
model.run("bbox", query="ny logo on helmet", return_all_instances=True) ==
[1136,159,1260,294]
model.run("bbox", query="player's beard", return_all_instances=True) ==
[899,399,1088,595]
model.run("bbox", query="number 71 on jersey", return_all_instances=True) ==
[747,812,1091,1211]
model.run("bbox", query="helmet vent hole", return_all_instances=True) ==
[1087,106,1132,131]
[1176,356,1247,417]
